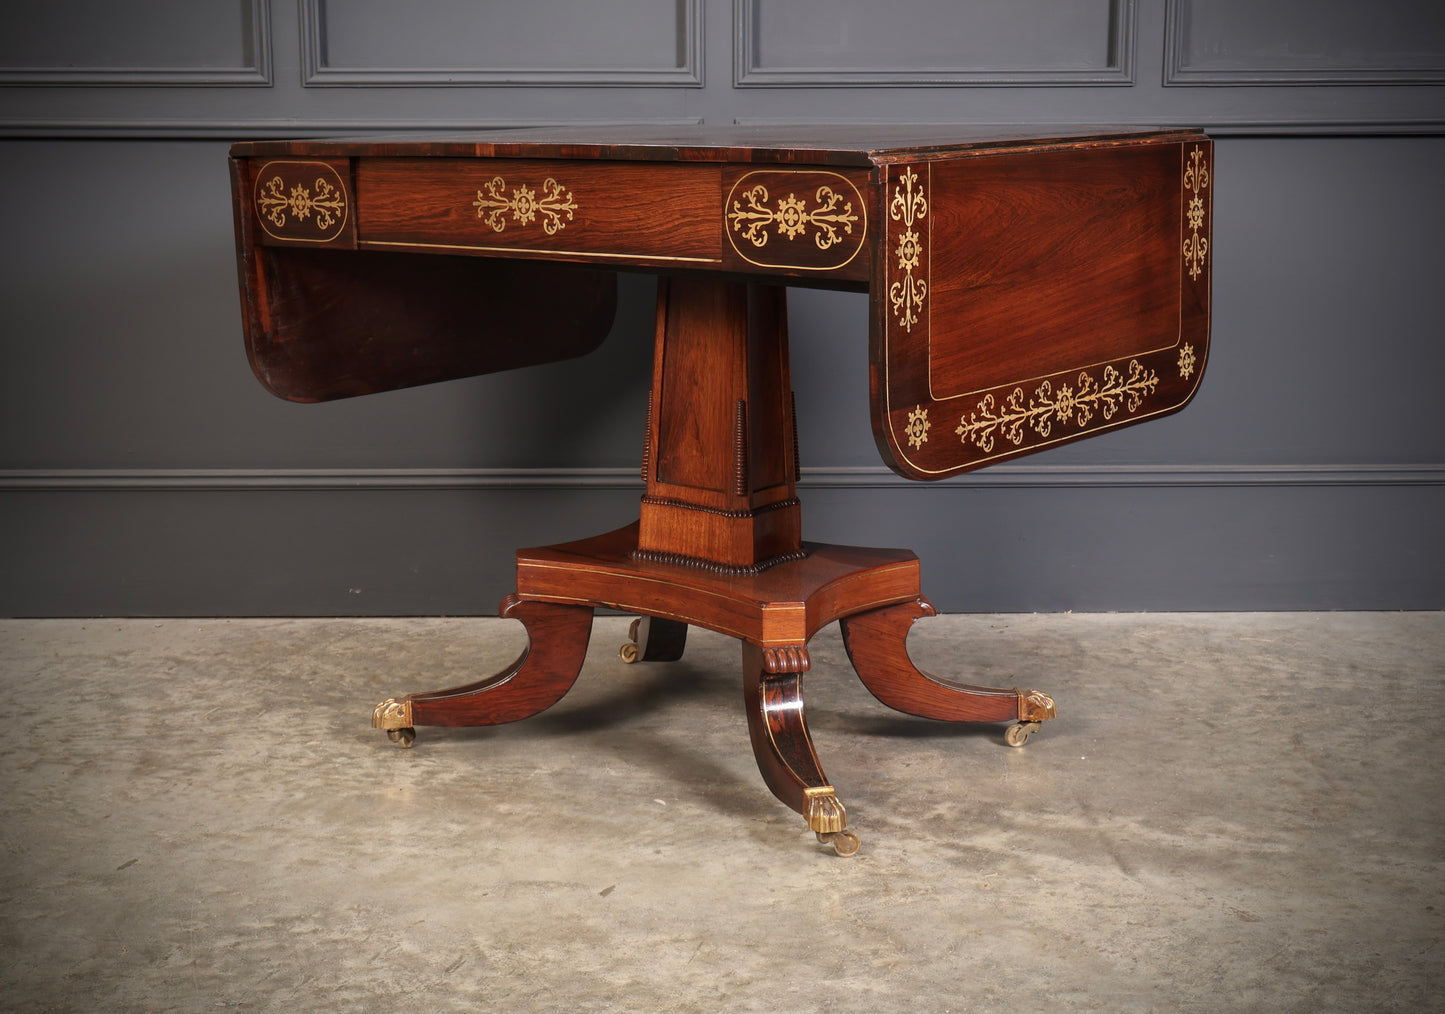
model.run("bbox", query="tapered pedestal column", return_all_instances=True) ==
[637,278,802,573]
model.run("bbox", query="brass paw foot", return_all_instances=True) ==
[1007,689,1058,746]
[805,786,860,856]
[372,697,416,748]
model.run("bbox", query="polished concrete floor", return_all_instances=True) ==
[1,612,1441,1012]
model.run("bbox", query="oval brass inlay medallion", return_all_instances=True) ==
[725,170,866,271]
[254,161,349,244]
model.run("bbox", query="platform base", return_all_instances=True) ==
[371,523,1057,853]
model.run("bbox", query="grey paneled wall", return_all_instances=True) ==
[1,0,1442,616]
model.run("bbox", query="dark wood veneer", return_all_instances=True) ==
[230,125,1211,851]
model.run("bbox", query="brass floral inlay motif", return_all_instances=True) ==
[889,167,928,333]
[1178,343,1197,379]
[1183,146,1209,281]
[905,406,930,449]
[473,176,577,235]
[955,359,1160,453]
[257,173,346,231]
[728,184,860,250]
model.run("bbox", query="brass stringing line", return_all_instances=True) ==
[727,184,861,250]
[954,359,1160,454]
[1183,145,1209,281]
[888,167,927,332]
[257,175,345,230]
[473,176,578,235]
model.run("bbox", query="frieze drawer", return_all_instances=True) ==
[353,159,725,269]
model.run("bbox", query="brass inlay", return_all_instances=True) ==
[253,161,348,243]
[366,238,717,264]
[1178,343,1197,380]
[889,166,928,333]
[954,359,1160,454]
[724,171,867,271]
[1183,145,1209,281]
[473,176,577,235]
[258,175,345,229]
[728,183,860,250]
[905,405,930,449]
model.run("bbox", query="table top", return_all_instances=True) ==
[230,124,1212,479]
[231,123,1201,166]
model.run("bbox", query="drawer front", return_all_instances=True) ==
[248,158,357,248]
[720,167,873,282]
[354,159,724,269]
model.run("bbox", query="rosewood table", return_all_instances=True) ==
[229,126,1212,854]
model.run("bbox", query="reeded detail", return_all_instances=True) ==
[473,176,577,235]
[639,495,800,520]
[630,546,807,575]
[1183,146,1210,281]
[733,400,749,497]
[761,645,810,674]
[954,359,1160,454]
[641,390,653,483]
[888,167,928,333]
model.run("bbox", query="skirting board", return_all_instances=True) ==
[2,465,1442,616]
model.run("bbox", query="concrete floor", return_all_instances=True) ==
[0,612,1441,1012]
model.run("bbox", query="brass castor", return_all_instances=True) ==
[816,829,861,857]
[1005,721,1041,747]
[618,616,688,664]
[619,618,643,662]
[386,727,416,748]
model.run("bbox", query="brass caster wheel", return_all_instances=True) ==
[619,619,642,663]
[1005,721,1041,748]
[386,727,416,748]
[816,829,861,857]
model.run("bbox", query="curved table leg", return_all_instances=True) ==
[741,642,860,856]
[371,594,594,746]
[618,616,688,664]
[839,597,1057,745]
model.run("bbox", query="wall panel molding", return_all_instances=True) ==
[7,464,1441,493]
[4,468,1442,615]
[1165,0,1445,86]
[0,117,707,140]
[0,0,271,86]
[300,0,703,87]
[735,0,1134,87]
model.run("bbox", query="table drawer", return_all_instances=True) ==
[354,158,725,269]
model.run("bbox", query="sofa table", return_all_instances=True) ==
[229,125,1211,854]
